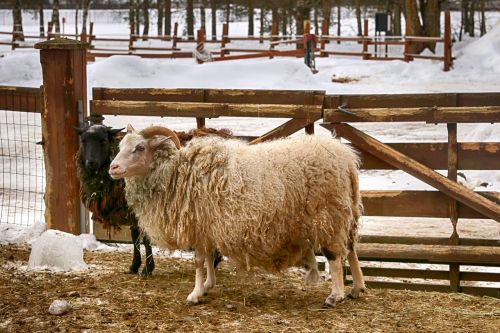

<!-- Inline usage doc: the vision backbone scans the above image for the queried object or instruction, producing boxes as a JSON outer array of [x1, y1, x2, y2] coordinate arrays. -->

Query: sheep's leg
[[187, 250, 206, 305], [324, 255, 345, 308], [347, 249, 366, 299], [203, 254, 216, 293], [140, 233, 155, 277], [128, 225, 142, 274], [303, 248, 319, 285]]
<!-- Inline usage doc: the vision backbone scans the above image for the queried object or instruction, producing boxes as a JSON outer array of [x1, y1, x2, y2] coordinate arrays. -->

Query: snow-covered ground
[[0, 9, 498, 285]]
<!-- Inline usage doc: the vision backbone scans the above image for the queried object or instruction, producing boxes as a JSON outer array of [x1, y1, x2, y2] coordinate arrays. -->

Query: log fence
[[1, 39, 498, 297]]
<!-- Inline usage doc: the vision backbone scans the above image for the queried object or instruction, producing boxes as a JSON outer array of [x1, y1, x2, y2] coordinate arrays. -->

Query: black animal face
[[75, 123, 123, 173]]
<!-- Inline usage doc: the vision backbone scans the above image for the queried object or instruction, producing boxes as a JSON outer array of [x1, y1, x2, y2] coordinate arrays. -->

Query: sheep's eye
[[133, 144, 145, 153]]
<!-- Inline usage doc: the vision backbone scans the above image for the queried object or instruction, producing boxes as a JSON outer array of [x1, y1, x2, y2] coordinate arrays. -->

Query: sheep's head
[[109, 124, 181, 179], [75, 123, 123, 173]]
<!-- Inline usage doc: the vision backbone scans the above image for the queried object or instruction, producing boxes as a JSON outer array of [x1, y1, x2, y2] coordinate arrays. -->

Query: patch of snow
[[0, 222, 46, 245], [28, 229, 88, 272]]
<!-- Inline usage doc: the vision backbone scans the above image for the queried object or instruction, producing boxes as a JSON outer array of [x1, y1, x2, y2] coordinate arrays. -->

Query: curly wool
[[76, 137, 137, 230], [125, 135, 362, 272]]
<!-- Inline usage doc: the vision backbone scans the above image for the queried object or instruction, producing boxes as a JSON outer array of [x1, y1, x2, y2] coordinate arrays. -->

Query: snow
[[28, 229, 88, 272], [0, 9, 498, 287]]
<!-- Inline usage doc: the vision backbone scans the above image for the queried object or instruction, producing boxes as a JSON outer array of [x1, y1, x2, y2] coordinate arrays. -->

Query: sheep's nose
[[109, 163, 119, 172]]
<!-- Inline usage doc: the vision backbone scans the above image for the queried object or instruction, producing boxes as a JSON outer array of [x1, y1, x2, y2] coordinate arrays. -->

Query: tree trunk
[[260, 7, 265, 36], [157, 0, 163, 35], [336, 0, 341, 41], [225, 1, 230, 24], [40, 0, 45, 37], [164, 0, 171, 36], [248, 0, 254, 36], [479, 0, 486, 36], [321, 0, 331, 35], [143, 0, 150, 40], [404, 0, 424, 53], [422, 0, 440, 53], [187, 0, 194, 40], [82, 0, 89, 36], [13, 0, 24, 41], [313, 6, 318, 35], [355, 0, 362, 36], [211, 0, 217, 40], [393, 0, 402, 36], [468, 1, 475, 37], [281, 8, 287, 37], [295, 0, 311, 47], [461, 0, 469, 40], [52, 0, 60, 33], [129, 0, 136, 36], [272, 6, 279, 34], [200, 0, 206, 33], [135, 0, 140, 35]]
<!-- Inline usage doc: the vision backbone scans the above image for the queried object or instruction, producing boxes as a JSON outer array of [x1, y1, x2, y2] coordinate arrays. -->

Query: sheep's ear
[[107, 127, 124, 136], [126, 124, 137, 134]]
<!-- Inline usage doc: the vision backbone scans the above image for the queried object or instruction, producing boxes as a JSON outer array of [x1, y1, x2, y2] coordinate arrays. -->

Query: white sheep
[[109, 125, 365, 307]]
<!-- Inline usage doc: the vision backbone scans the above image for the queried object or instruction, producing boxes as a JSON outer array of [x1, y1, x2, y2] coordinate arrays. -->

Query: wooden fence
[[1, 39, 498, 297]]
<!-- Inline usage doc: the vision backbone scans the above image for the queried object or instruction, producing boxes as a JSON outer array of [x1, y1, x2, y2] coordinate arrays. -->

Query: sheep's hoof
[[140, 268, 153, 277], [305, 269, 320, 285], [323, 294, 344, 308], [186, 294, 201, 305], [127, 267, 139, 274], [348, 287, 366, 299]]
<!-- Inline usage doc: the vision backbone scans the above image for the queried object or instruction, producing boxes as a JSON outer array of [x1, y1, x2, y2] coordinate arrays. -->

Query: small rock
[[67, 291, 80, 298], [48, 300, 72, 315], [225, 304, 235, 310]]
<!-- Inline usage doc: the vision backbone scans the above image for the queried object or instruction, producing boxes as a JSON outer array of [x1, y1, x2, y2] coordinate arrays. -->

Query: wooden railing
[[89, 87, 500, 297]]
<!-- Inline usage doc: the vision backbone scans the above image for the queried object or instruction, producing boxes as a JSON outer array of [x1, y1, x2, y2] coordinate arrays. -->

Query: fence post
[[444, 11, 452, 72], [34, 38, 88, 235], [196, 29, 205, 64], [404, 19, 411, 62], [362, 19, 369, 60], [221, 23, 229, 57], [172, 22, 178, 49], [271, 20, 278, 42]]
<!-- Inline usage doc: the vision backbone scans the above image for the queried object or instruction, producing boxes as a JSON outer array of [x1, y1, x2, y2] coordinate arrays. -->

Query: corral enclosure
[[0, 6, 500, 332]]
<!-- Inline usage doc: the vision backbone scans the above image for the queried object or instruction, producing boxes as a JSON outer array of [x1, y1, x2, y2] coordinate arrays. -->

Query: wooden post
[[362, 19, 369, 60], [221, 23, 229, 57], [447, 123, 461, 292], [47, 21, 53, 40], [34, 38, 88, 235], [88, 22, 94, 49], [444, 11, 452, 72], [172, 22, 178, 49]]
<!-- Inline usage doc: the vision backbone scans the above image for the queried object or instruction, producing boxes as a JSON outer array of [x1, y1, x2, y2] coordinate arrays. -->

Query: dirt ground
[[1, 245, 499, 333]]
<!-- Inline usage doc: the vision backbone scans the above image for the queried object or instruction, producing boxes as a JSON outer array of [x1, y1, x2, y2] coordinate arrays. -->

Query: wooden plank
[[356, 142, 500, 170], [93, 221, 132, 243], [359, 235, 499, 247], [323, 92, 500, 109], [92, 88, 205, 102], [250, 118, 320, 144], [348, 267, 449, 280], [91, 100, 323, 119], [205, 89, 325, 105], [461, 271, 500, 282], [405, 53, 444, 61], [129, 46, 181, 51], [0, 86, 43, 113], [323, 106, 500, 123], [328, 124, 500, 221], [357, 243, 500, 265], [360, 281, 499, 297], [361, 190, 500, 219], [213, 49, 305, 61]]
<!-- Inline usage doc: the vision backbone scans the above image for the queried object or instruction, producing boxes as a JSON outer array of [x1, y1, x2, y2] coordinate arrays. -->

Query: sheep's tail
[[348, 161, 363, 250]]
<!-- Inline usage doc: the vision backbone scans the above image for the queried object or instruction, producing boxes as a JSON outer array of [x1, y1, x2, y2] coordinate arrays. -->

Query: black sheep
[[75, 123, 227, 275], [75, 123, 155, 276]]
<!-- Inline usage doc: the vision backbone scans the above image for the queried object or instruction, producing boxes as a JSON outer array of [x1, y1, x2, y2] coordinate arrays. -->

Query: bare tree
[[211, 0, 217, 40], [321, 0, 332, 35], [225, 0, 230, 24], [143, 0, 150, 40], [392, 0, 402, 36], [248, 0, 254, 36], [81, 0, 90, 36], [200, 0, 207, 33], [187, 0, 194, 40], [355, 0, 362, 36], [52, 0, 60, 33], [129, 0, 136, 36], [479, 0, 486, 36], [157, 0, 163, 35], [12, 0, 24, 41], [40, 0, 45, 37], [164, 0, 171, 36]]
